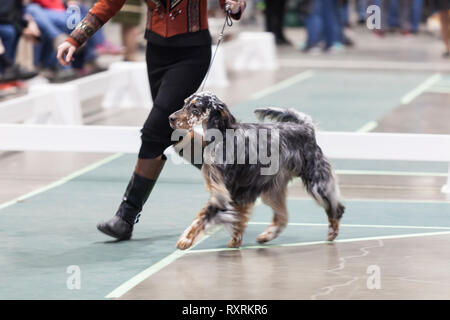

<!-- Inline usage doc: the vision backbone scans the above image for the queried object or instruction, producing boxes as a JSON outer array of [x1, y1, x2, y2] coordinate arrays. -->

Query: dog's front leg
[[176, 207, 207, 250]]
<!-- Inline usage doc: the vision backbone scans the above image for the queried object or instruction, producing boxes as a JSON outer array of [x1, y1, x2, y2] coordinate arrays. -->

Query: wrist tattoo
[[69, 13, 103, 47]]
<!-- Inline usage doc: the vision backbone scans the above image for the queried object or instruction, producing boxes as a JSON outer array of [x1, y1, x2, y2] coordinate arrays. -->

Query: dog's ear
[[206, 102, 236, 131]]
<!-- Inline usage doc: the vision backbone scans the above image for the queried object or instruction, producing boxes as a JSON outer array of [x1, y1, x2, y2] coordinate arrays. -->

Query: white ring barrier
[[0, 62, 151, 125], [224, 32, 278, 71], [0, 124, 449, 194]]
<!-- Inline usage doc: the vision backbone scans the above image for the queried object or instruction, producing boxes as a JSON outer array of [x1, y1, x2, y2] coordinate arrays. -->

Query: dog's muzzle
[[169, 114, 177, 129]]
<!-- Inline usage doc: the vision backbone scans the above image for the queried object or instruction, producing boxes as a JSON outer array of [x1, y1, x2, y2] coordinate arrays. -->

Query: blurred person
[[410, 0, 424, 34], [337, 0, 354, 47], [356, 0, 367, 24], [26, 0, 105, 81], [390, 0, 423, 34], [265, 0, 291, 45], [92, 25, 123, 55], [379, 0, 403, 34], [379, 0, 423, 35], [0, 0, 39, 82], [303, 0, 342, 52], [433, 0, 449, 57], [339, 0, 350, 27], [57, 0, 246, 241], [112, 0, 142, 61]]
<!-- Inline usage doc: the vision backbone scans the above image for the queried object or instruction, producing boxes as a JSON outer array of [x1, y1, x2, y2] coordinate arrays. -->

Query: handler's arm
[[66, 0, 127, 48]]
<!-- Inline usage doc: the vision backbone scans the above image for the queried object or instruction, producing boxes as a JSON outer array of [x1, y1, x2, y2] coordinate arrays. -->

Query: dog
[[169, 91, 345, 250]]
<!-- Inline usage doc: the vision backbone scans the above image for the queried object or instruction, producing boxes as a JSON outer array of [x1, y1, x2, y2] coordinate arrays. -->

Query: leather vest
[[146, 0, 210, 38]]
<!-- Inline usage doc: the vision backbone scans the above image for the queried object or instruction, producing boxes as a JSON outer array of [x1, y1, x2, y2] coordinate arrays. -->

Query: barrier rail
[[0, 124, 449, 193], [0, 62, 150, 125]]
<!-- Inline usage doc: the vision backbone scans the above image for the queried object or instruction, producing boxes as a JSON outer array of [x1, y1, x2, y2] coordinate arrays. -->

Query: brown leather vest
[[146, 0, 210, 38]]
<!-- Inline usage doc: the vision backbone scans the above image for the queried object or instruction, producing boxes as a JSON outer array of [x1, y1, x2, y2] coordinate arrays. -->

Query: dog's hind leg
[[227, 203, 254, 248], [304, 175, 345, 241], [257, 187, 288, 244]]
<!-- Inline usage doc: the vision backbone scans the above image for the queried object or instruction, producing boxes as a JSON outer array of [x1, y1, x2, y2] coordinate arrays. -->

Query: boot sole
[[97, 224, 132, 241]]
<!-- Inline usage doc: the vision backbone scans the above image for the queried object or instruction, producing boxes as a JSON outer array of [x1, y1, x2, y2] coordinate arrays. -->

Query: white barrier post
[[204, 45, 229, 88], [226, 32, 278, 71], [102, 62, 152, 109], [27, 84, 83, 125], [442, 163, 450, 194]]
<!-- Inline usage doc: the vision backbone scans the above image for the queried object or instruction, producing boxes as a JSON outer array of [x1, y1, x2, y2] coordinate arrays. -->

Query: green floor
[[1, 70, 449, 299], [231, 70, 436, 130]]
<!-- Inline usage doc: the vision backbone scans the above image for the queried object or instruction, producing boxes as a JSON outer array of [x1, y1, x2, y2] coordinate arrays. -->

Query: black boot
[[97, 173, 156, 240]]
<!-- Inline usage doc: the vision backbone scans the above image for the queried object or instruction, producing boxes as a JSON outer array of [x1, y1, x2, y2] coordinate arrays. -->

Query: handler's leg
[[97, 44, 210, 240]]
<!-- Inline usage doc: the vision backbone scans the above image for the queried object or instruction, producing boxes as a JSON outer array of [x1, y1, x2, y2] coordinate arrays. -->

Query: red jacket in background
[[32, 0, 65, 11]]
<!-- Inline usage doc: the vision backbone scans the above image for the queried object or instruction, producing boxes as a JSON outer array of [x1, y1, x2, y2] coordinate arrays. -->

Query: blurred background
[[0, 0, 449, 98]]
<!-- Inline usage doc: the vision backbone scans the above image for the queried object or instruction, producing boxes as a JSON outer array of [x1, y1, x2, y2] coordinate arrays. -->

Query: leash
[[199, 5, 233, 92]]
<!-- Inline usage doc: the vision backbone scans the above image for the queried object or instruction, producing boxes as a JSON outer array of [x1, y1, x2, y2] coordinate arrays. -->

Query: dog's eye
[[192, 109, 200, 116]]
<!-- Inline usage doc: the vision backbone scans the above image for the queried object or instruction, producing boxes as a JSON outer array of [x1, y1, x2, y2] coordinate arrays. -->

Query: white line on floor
[[334, 169, 448, 177], [105, 249, 185, 299], [356, 121, 378, 133], [250, 70, 316, 100], [286, 196, 450, 204], [0, 153, 123, 211], [105, 200, 264, 298], [105, 230, 217, 299], [186, 230, 450, 254], [426, 87, 450, 94], [247, 221, 450, 230], [401, 73, 442, 105], [279, 59, 450, 72]]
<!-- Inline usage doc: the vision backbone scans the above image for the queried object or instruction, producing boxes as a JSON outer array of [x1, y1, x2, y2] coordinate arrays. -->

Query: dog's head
[[169, 91, 236, 131]]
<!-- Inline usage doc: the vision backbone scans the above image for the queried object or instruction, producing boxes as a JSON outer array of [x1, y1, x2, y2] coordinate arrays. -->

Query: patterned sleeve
[[67, 0, 127, 48], [219, 0, 246, 20]]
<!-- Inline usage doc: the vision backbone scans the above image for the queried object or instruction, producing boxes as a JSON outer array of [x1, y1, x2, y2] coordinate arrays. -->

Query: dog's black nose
[[169, 116, 176, 123]]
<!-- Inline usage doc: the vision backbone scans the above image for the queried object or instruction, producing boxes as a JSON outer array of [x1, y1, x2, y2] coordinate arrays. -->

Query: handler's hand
[[57, 41, 76, 66], [225, 0, 244, 14]]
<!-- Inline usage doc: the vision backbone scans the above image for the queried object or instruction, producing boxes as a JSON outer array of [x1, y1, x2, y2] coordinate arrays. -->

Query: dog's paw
[[256, 232, 274, 244], [327, 229, 339, 241], [227, 237, 242, 248], [327, 219, 340, 241], [176, 236, 194, 250], [256, 225, 281, 244]]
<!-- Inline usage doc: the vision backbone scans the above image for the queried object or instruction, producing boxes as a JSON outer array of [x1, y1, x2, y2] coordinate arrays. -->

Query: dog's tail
[[254, 107, 314, 127]]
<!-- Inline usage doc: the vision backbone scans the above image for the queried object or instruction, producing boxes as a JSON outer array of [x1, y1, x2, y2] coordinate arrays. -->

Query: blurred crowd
[[0, 0, 128, 97], [1, 0, 449, 98], [265, 0, 449, 54]]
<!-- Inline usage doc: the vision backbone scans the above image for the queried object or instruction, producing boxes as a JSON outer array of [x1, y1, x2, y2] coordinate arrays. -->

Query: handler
[[57, 0, 246, 241]]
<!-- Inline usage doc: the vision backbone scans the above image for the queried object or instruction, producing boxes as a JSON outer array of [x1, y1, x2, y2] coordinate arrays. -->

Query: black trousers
[[139, 43, 211, 159], [265, 0, 288, 39]]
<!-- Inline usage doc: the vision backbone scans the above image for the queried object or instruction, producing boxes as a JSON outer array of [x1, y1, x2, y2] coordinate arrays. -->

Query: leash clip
[[224, 3, 233, 26]]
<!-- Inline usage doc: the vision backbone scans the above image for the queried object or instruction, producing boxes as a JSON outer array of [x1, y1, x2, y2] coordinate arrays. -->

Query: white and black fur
[[169, 92, 345, 249]]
